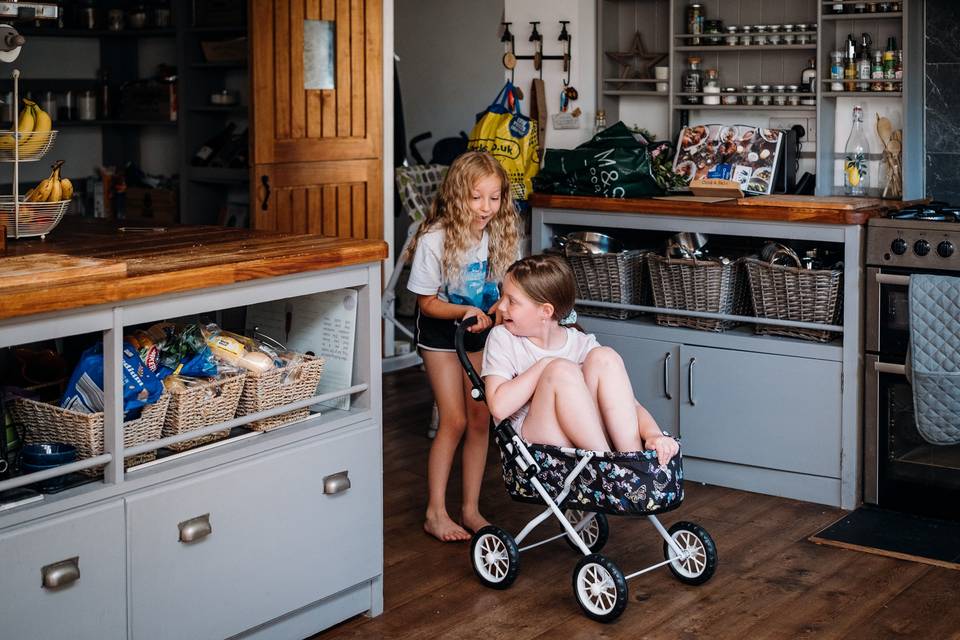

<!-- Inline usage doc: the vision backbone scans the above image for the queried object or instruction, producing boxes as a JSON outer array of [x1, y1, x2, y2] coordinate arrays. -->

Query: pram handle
[[454, 315, 487, 402]]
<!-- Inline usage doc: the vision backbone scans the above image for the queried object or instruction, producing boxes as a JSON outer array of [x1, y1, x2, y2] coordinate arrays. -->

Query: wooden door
[[250, 0, 382, 237]]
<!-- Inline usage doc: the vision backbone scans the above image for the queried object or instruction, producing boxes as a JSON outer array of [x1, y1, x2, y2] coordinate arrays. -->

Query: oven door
[[865, 267, 910, 356], [865, 354, 960, 519]]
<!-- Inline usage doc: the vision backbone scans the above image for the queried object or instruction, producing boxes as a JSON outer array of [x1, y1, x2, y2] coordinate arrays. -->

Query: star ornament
[[605, 31, 667, 84]]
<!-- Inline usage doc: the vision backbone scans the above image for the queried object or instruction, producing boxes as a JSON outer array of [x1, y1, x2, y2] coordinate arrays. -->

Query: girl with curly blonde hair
[[406, 151, 521, 541]]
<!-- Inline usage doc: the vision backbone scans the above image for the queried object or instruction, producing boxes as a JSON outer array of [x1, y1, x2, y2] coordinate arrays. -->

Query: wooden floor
[[314, 368, 960, 640]]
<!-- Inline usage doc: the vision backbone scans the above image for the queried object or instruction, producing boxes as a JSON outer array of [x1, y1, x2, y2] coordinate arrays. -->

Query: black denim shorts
[[415, 306, 490, 353]]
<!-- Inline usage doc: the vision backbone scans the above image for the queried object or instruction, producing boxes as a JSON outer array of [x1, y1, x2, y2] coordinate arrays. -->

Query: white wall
[[394, 0, 503, 161], [504, 0, 596, 149]]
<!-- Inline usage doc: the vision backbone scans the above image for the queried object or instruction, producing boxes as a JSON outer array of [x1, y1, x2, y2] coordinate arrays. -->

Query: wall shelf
[[673, 104, 818, 111], [674, 44, 818, 52], [16, 28, 177, 38], [821, 12, 902, 20]]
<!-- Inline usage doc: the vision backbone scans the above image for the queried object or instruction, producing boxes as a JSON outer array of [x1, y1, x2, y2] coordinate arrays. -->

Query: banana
[[19, 101, 52, 155], [25, 160, 65, 202], [27, 176, 52, 202], [49, 168, 62, 203], [60, 177, 73, 200], [0, 134, 14, 151], [16, 101, 35, 136]]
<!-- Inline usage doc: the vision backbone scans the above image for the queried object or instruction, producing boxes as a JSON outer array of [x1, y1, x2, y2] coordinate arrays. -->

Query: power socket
[[769, 117, 814, 142]]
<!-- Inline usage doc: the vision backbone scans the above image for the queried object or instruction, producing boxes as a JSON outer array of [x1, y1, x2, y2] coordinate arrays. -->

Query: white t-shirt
[[407, 227, 500, 310], [481, 324, 600, 437]]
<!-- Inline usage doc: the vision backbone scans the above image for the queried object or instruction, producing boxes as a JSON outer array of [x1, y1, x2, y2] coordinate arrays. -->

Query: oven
[[864, 212, 960, 519]]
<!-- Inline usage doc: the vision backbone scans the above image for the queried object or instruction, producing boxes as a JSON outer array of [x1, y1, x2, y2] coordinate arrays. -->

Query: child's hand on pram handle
[[462, 306, 494, 333], [645, 433, 680, 467]]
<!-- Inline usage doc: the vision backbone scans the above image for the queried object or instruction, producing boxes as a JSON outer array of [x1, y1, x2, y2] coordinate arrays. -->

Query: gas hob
[[867, 202, 960, 270]]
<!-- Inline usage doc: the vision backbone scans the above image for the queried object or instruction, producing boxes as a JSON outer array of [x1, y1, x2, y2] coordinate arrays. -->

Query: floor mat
[[809, 506, 960, 570]]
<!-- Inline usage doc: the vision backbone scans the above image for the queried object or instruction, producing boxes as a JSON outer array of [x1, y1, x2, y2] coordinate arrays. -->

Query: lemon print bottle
[[843, 105, 869, 196]]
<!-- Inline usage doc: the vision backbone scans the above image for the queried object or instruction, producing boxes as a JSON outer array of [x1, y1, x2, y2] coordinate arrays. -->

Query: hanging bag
[[467, 81, 541, 202]]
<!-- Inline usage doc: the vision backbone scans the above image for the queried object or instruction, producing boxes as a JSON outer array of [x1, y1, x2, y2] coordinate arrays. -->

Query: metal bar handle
[[178, 514, 212, 544], [874, 361, 907, 376], [875, 273, 910, 286], [688, 357, 696, 406], [41, 557, 79, 590], [323, 470, 351, 495], [663, 352, 672, 400]]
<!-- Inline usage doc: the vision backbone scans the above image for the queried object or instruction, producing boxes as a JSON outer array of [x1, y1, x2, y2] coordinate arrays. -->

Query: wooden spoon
[[876, 115, 893, 149]]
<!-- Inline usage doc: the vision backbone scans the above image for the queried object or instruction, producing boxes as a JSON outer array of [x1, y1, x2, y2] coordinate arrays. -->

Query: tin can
[[687, 4, 704, 45]]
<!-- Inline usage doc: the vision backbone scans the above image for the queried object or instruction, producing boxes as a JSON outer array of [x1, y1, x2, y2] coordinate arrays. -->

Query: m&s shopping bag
[[467, 81, 541, 202]]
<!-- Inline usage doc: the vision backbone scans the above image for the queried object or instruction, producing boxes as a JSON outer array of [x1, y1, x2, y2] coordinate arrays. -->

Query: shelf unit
[[596, 0, 923, 199]]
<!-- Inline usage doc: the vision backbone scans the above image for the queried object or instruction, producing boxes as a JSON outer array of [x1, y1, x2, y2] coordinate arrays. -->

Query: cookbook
[[672, 124, 784, 195]]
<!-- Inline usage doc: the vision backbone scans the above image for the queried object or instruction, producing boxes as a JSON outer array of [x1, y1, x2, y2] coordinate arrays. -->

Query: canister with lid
[[687, 3, 704, 45]]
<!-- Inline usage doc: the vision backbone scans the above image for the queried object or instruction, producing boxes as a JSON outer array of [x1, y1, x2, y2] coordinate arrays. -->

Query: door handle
[[41, 557, 79, 590], [663, 352, 672, 400], [875, 273, 910, 286], [874, 361, 906, 376], [323, 470, 351, 495], [260, 175, 271, 211], [688, 357, 696, 406], [178, 514, 212, 544]]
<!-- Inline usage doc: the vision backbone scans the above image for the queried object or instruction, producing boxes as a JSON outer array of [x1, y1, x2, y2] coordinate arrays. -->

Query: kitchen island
[[531, 193, 906, 512], [0, 219, 387, 640]]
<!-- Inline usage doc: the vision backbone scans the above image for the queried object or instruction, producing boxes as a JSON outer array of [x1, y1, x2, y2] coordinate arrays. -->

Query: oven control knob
[[914, 239, 931, 257], [890, 238, 908, 255], [937, 240, 955, 258]]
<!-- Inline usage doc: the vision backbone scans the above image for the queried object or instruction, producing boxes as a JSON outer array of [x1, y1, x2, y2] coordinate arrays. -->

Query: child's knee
[[438, 414, 467, 435], [584, 346, 623, 370], [542, 358, 583, 385]]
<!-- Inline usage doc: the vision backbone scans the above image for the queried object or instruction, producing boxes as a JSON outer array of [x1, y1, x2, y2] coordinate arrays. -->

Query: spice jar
[[703, 68, 721, 105], [743, 85, 757, 105], [683, 56, 703, 103], [773, 85, 787, 106], [78, 90, 96, 120], [796, 24, 809, 45], [725, 25, 739, 46], [787, 85, 800, 106], [753, 25, 768, 46], [740, 25, 752, 46], [705, 20, 723, 45], [687, 3, 704, 45], [832, 3, 845, 14], [767, 25, 781, 45], [758, 84, 772, 106], [722, 87, 738, 105]]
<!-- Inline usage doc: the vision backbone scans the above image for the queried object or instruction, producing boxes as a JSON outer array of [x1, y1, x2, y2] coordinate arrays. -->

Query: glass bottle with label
[[593, 109, 607, 136], [703, 68, 721, 105], [683, 56, 703, 104], [844, 105, 870, 196], [801, 57, 817, 102]]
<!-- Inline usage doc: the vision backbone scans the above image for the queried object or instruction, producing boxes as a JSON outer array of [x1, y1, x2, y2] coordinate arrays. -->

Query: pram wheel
[[471, 525, 520, 589], [563, 509, 609, 554], [572, 554, 628, 623], [663, 521, 718, 585]]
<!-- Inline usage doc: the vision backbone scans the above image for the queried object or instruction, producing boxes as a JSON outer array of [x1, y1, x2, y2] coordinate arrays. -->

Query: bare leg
[[521, 359, 611, 451], [460, 350, 491, 534], [581, 347, 643, 452], [421, 350, 471, 542]]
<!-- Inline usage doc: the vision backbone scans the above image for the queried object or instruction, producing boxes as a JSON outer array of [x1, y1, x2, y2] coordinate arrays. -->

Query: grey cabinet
[[0, 501, 127, 640], [126, 424, 381, 640], [678, 345, 841, 477], [593, 332, 680, 437]]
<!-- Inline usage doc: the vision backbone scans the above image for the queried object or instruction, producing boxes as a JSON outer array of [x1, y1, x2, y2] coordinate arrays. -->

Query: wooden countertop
[[529, 193, 914, 225], [0, 219, 388, 321]]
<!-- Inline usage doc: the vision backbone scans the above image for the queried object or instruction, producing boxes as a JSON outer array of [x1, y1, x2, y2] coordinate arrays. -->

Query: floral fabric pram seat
[[499, 438, 685, 516]]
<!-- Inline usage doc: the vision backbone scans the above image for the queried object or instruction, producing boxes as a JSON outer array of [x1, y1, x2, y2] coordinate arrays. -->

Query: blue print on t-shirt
[[446, 259, 499, 310]]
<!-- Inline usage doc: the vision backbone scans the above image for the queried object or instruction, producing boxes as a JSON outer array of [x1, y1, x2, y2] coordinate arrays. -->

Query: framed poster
[[672, 125, 784, 195]]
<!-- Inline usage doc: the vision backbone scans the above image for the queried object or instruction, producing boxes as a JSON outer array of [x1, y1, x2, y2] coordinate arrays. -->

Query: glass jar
[[683, 56, 703, 103], [854, 3, 867, 13], [782, 25, 795, 45], [703, 68, 721, 105], [743, 85, 757, 105], [78, 90, 96, 120], [830, 50, 845, 91], [758, 84, 772, 105], [722, 87, 738, 105], [796, 24, 809, 45], [753, 25, 767, 46], [687, 3, 704, 45], [773, 85, 787, 106], [767, 25, 781, 45], [831, 2, 845, 14], [787, 85, 800, 106], [740, 25, 752, 46], [725, 26, 739, 46], [705, 20, 723, 45]]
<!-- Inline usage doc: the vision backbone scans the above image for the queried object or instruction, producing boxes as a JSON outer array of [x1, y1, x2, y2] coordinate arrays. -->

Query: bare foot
[[424, 512, 470, 542], [461, 509, 491, 535]]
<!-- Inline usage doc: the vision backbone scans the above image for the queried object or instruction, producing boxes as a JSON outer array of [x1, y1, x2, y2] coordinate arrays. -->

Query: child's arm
[[484, 357, 556, 424], [636, 401, 679, 466], [417, 295, 493, 333]]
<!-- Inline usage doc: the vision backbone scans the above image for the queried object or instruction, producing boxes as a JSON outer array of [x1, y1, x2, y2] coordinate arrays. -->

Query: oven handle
[[875, 273, 911, 286], [874, 361, 906, 376]]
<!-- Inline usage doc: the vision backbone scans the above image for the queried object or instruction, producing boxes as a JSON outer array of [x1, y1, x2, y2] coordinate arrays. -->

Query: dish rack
[[1, 69, 67, 239]]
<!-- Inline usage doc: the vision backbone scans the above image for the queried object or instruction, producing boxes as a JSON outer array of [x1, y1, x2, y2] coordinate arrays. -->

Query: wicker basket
[[162, 372, 246, 452], [11, 394, 170, 476], [235, 356, 326, 432], [743, 256, 843, 342], [647, 253, 748, 332], [565, 250, 648, 320]]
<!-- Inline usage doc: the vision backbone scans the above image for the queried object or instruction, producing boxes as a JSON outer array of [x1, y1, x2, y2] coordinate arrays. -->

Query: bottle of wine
[[227, 128, 249, 168], [191, 122, 237, 167], [843, 105, 869, 196]]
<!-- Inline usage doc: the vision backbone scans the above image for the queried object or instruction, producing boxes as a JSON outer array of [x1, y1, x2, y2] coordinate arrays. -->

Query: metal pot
[[556, 231, 624, 255], [667, 232, 708, 258]]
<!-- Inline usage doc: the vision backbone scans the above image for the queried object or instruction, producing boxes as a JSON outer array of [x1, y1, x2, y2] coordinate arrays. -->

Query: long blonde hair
[[405, 151, 521, 285]]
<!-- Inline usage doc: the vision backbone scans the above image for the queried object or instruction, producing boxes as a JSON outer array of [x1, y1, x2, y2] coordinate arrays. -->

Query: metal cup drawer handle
[[324, 470, 351, 495], [41, 557, 80, 590], [178, 514, 212, 544]]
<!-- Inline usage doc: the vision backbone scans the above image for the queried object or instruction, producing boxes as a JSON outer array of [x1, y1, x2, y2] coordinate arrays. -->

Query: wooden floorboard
[[311, 368, 960, 640]]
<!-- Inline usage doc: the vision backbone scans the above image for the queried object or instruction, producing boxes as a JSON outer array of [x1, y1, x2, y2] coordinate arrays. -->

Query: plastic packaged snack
[[61, 343, 164, 417]]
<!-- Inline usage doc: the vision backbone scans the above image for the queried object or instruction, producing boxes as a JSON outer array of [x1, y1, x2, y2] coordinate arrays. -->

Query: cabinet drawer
[[127, 424, 382, 640], [0, 501, 126, 640]]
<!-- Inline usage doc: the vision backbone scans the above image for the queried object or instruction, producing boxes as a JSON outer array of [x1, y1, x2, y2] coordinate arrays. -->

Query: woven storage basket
[[743, 256, 843, 342], [11, 394, 170, 476], [565, 250, 648, 320], [162, 372, 246, 451], [647, 253, 749, 332], [235, 355, 325, 432]]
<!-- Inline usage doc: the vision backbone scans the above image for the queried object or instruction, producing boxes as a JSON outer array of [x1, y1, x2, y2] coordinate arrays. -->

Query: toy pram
[[456, 318, 717, 622]]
